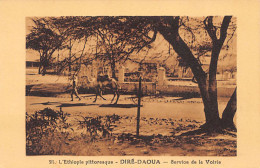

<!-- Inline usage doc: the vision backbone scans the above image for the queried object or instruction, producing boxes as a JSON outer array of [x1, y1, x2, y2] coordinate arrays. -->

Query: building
[[26, 49, 40, 68]]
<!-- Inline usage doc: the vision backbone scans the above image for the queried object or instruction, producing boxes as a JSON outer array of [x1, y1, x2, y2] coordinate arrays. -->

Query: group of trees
[[26, 17, 157, 77], [26, 18, 65, 75], [26, 16, 237, 132]]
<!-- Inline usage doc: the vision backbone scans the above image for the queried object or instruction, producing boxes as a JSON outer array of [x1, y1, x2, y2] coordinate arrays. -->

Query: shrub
[[78, 114, 120, 141], [26, 108, 71, 155]]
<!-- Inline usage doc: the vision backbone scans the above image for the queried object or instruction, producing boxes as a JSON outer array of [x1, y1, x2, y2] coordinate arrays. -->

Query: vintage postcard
[[0, 0, 260, 168]]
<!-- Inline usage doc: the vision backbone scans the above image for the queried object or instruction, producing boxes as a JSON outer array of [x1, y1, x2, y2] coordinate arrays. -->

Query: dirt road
[[26, 94, 232, 123]]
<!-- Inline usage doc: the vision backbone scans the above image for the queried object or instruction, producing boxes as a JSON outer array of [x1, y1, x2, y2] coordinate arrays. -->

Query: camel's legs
[[111, 91, 116, 103], [93, 87, 106, 102], [99, 90, 106, 100]]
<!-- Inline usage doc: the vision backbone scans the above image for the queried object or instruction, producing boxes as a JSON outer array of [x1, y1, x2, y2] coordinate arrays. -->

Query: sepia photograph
[[25, 16, 237, 156]]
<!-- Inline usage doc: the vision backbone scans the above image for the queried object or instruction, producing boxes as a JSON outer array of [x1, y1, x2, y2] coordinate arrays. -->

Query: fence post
[[136, 76, 142, 137], [158, 67, 165, 86]]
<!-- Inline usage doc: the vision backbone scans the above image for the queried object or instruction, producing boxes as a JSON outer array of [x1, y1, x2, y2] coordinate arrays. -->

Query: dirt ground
[[26, 69, 237, 156], [26, 94, 236, 156], [26, 94, 233, 124]]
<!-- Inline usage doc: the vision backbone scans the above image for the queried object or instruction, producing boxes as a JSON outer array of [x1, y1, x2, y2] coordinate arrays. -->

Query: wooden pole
[[136, 76, 142, 137], [56, 48, 59, 73], [69, 38, 72, 75]]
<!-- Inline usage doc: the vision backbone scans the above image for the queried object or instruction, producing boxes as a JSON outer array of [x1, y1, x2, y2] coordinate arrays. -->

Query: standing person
[[70, 73, 81, 101]]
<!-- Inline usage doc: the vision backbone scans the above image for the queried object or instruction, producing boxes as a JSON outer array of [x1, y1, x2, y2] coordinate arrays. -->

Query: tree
[[152, 16, 236, 131], [94, 17, 158, 78], [42, 17, 97, 75], [26, 18, 68, 75], [27, 17, 158, 78]]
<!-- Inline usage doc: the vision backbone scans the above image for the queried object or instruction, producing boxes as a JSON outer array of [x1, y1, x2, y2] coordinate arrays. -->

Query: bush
[[78, 114, 120, 141], [26, 107, 120, 155], [26, 108, 71, 155]]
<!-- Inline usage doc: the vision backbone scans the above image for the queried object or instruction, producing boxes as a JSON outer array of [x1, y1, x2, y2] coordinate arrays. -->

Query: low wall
[[26, 83, 69, 97], [27, 81, 236, 98], [156, 85, 235, 98], [157, 85, 200, 97], [119, 82, 235, 98], [120, 82, 156, 95]]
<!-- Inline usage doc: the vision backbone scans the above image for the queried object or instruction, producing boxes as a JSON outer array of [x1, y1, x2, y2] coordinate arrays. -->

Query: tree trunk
[[41, 56, 48, 76], [205, 43, 223, 129], [154, 16, 232, 131], [56, 49, 59, 74], [111, 59, 116, 79], [41, 62, 47, 76], [69, 39, 72, 74], [221, 88, 237, 130], [38, 55, 42, 74], [199, 83, 222, 130], [41, 67, 47, 76], [203, 16, 232, 130], [155, 18, 219, 127], [38, 64, 42, 74]]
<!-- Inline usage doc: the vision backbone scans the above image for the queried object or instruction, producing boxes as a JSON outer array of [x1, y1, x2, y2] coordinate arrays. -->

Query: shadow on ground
[[31, 101, 139, 108], [174, 96, 194, 101], [31, 102, 61, 105], [99, 104, 143, 108], [81, 95, 96, 98], [58, 103, 99, 107]]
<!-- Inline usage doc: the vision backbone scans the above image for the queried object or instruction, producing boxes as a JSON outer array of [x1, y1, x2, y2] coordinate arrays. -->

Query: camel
[[85, 75, 120, 104]]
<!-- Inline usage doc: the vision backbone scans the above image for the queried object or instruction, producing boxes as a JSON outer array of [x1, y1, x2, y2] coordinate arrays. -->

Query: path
[[26, 94, 232, 122]]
